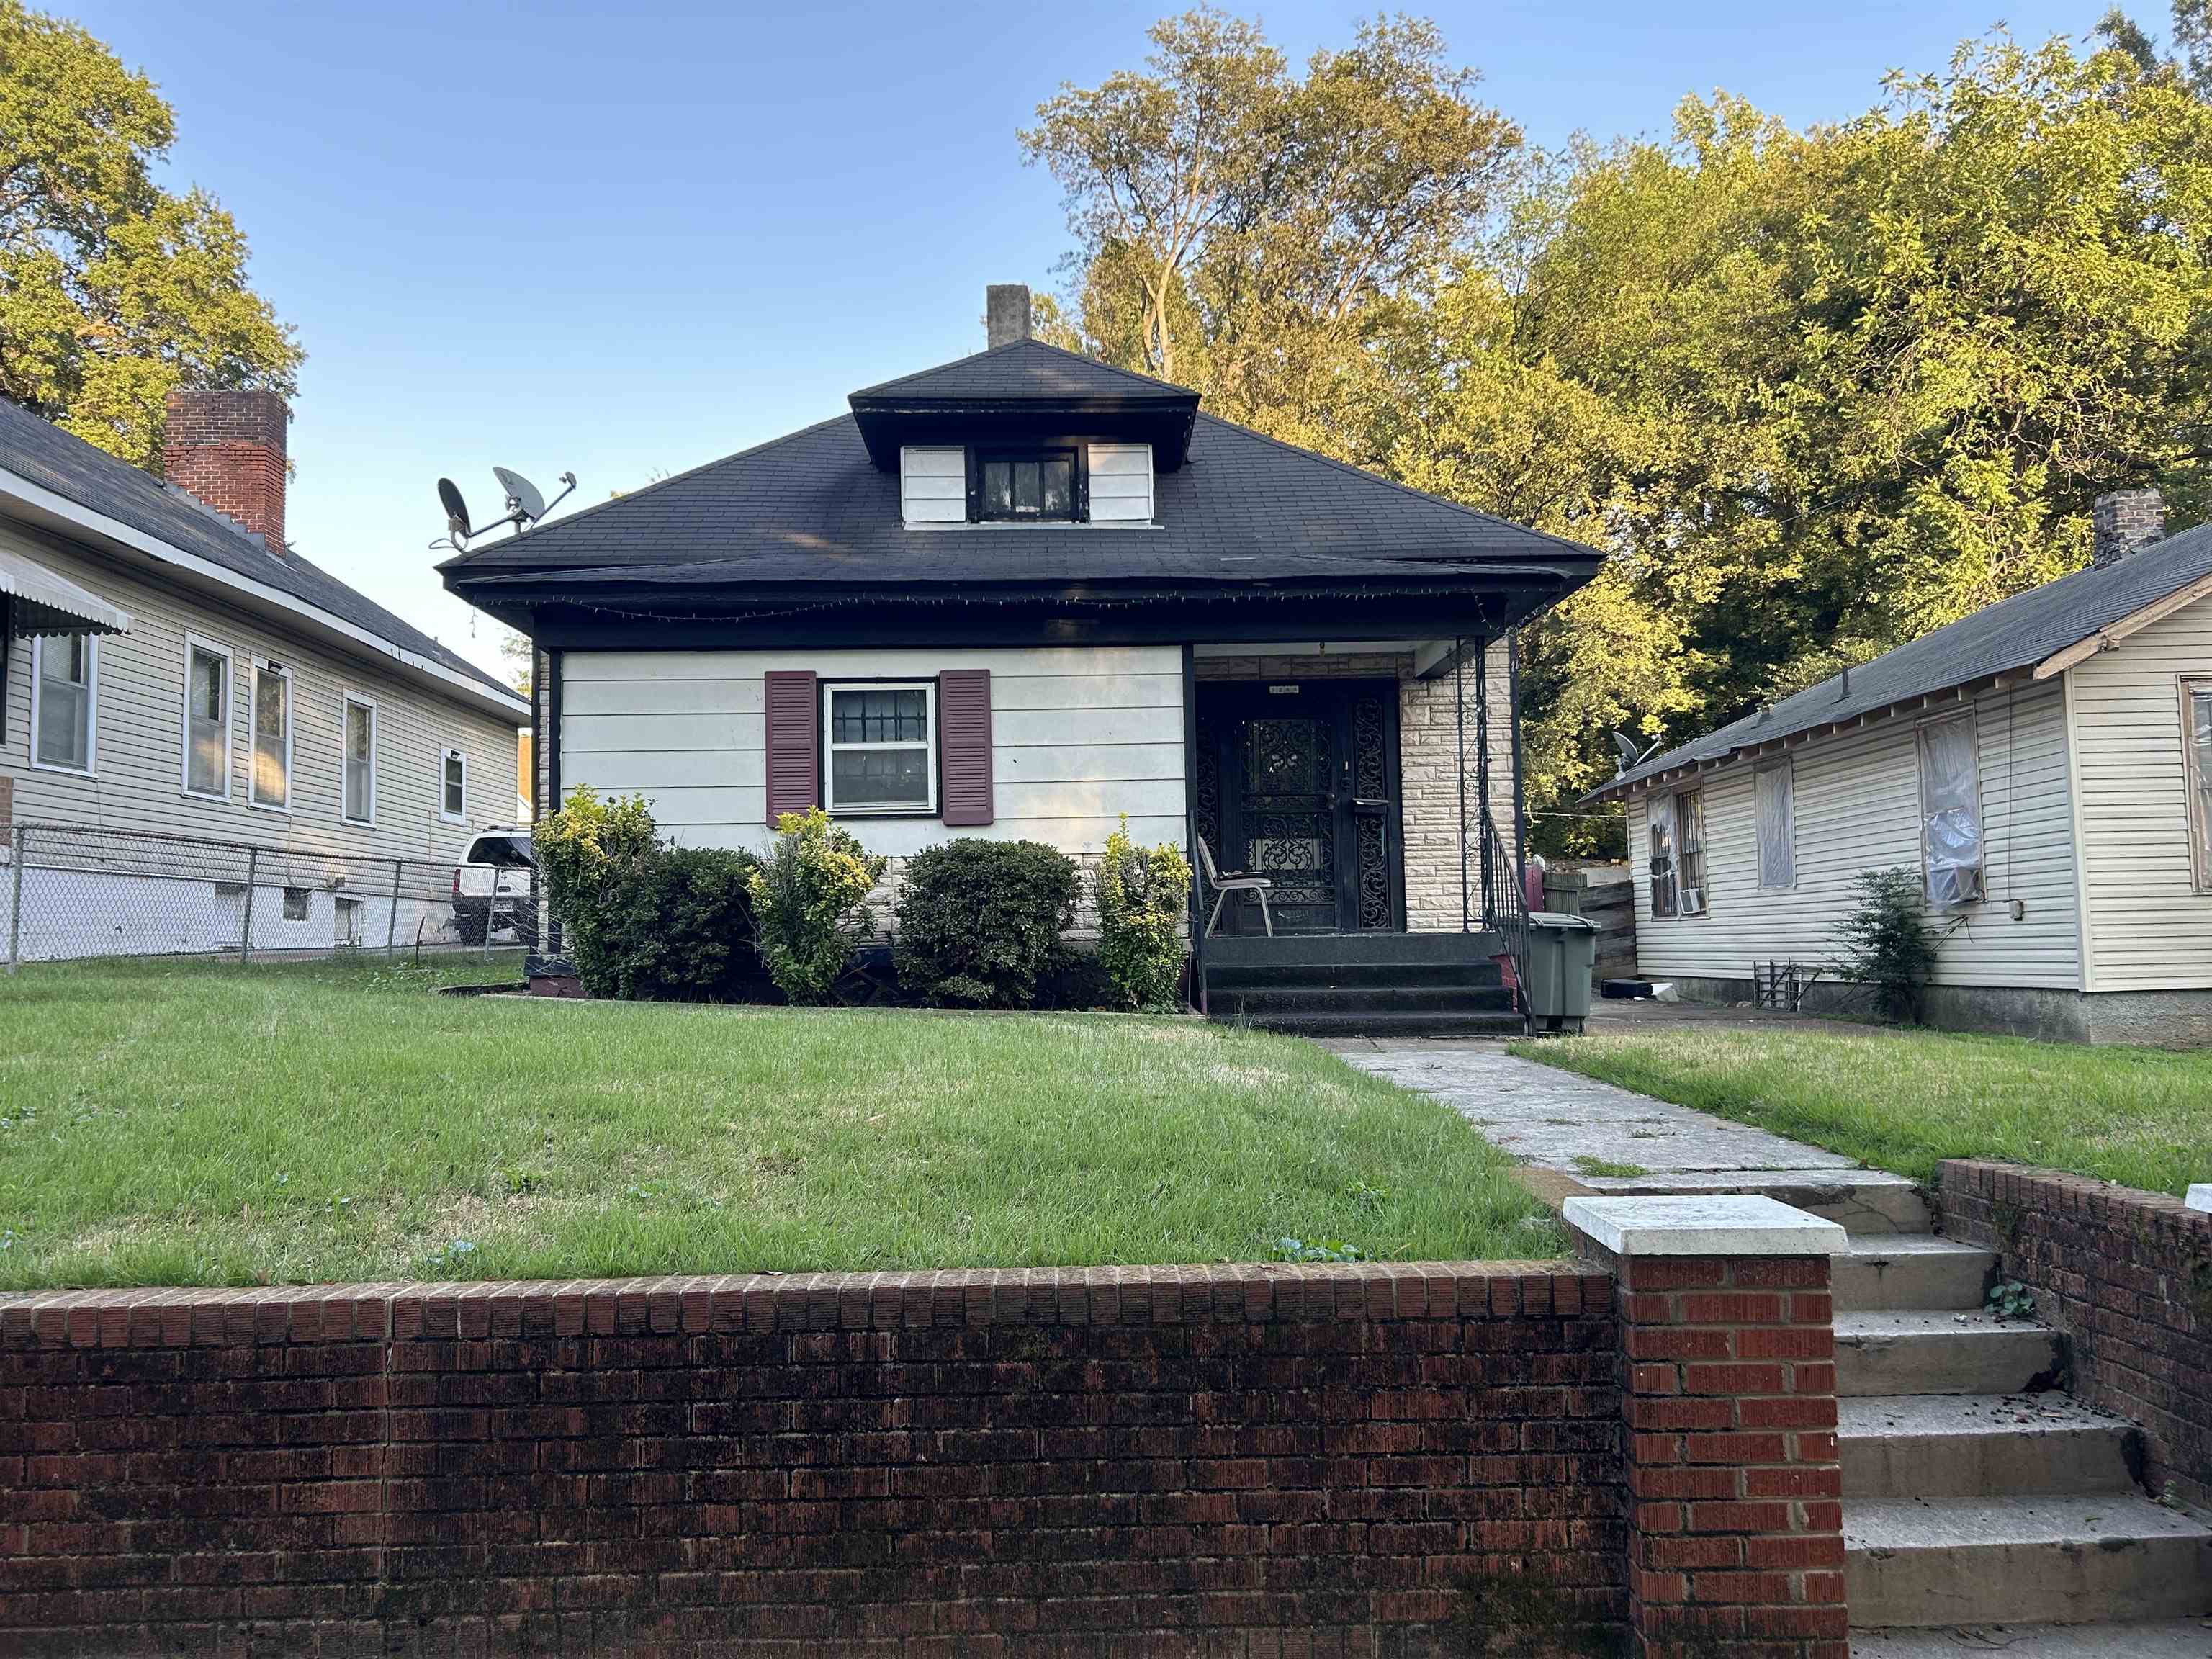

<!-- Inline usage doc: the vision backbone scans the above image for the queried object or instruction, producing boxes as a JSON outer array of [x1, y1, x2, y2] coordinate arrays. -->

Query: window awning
[[0, 544, 130, 636]]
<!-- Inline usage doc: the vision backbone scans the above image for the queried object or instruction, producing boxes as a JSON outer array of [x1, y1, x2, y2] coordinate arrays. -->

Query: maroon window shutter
[[938, 669, 993, 826], [763, 670, 820, 822]]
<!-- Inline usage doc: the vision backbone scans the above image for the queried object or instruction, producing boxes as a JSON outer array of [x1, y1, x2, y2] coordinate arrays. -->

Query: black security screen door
[[1194, 680, 1404, 934]]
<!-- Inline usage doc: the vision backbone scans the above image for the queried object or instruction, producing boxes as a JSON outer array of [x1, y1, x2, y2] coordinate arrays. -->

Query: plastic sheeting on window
[[2190, 687, 2212, 880], [1917, 715, 1983, 908], [1755, 763, 1795, 889], [1647, 792, 1678, 918]]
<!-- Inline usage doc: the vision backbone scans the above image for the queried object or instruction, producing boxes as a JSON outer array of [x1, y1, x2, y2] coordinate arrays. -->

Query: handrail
[[1481, 817, 1534, 1035]]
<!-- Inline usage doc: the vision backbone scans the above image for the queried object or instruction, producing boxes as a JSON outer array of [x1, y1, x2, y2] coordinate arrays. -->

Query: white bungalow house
[[0, 388, 529, 958], [1586, 493, 2212, 1045], [441, 286, 1604, 1033]]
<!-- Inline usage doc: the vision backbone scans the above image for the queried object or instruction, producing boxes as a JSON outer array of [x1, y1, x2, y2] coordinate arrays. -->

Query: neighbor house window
[[823, 682, 937, 814], [1647, 791, 1679, 919], [182, 637, 231, 799], [440, 749, 467, 822], [1917, 711, 1983, 908], [31, 634, 94, 773], [251, 661, 292, 809], [2185, 678, 2212, 891], [341, 693, 377, 824], [1676, 788, 1708, 915], [1755, 761, 1795, 890], [974, 449, 1078, 522]]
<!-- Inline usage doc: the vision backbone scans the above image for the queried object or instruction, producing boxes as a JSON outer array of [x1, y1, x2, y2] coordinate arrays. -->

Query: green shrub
[[535, 788, 760, 1000], [1094, 819, 1192, 1011], [894, 840, 1081, 1008], [746, 808, 886, 1005], [1833, 867, 1939, 1022]]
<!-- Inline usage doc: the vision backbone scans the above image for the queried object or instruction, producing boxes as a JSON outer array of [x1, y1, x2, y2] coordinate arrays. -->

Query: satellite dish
[[493, 466, 546, 523], [438, 477, 472, 541]]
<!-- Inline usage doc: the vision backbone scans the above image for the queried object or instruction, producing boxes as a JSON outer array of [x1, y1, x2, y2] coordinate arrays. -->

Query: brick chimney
[[2090, 487, 2164, 569], [986, 284, 1033, 350], [163, 387, 288, 552]]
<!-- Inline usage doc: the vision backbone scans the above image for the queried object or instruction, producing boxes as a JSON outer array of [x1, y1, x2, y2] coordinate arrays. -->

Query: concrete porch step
[[1213, 983, 1516, 1017], [1203, 958, 1504, 990], [1840, 1394, 2140, 1498], [1224, 1008, 1527, 1039], [1201, 931, 1505, 968], [1836, 1311, 2062, 1397], [1833, 1234, 1996, 1312], [1853, 1620, 2212, 1657], [1570, 1168, 1934, 1234], [1845, 1493, 2212, 1628]]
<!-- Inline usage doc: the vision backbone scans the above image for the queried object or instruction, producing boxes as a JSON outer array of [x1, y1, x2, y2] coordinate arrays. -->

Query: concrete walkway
[[1325, 1038, 1861, 1182]]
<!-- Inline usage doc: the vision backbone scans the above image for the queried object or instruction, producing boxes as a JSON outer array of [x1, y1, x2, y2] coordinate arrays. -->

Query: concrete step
[[1221, 1008, 1527, 1039], [1202, 932, 1505, 968], [1845, 1493, 2212, 1628], [1834, 1234, 1997, 1313], [1203, 959, 1503, 991], [1853, 1619, 2212, 1656], [1840, 1394, 2140, 1499], [1836, 1311, 2062, 1397], [1571, 1168, 1934, 1233], [1213, 983, 1516, 1016]]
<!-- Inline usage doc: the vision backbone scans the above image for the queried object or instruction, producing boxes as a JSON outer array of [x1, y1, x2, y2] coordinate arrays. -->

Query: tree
[[0, 1, 300, 467]]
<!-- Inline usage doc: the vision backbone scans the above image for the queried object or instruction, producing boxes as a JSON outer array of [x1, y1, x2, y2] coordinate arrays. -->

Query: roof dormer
[[899, 440, 1155, 526]]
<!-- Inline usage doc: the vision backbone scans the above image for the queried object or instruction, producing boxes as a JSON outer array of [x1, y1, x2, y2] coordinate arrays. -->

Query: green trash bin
[[1523, 911, 1601, 1033]]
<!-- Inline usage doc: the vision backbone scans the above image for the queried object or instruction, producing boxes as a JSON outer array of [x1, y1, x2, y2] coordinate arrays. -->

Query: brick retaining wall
[[0, 1263, 1627, 1656], [1941, 1160, 2212, 1509]]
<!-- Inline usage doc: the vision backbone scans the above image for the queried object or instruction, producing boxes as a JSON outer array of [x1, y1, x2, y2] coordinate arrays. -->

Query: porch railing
[[1481, 817, 1534, 1035]]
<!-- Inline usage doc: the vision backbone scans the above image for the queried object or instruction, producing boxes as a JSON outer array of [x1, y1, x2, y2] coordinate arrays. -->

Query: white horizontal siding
[[560, 646, 1186, 860], [2069, 595, 2212, 991], [1627, 678, 2080, 990], [0, 521, 522, 863], [898, 446, 966, 524], [1087, 444, 1154, 523]]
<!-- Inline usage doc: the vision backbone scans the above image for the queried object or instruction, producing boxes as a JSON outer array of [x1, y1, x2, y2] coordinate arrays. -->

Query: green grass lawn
[[0, 956, 1557, 1290], [1514, 1022, 2212, 1196]]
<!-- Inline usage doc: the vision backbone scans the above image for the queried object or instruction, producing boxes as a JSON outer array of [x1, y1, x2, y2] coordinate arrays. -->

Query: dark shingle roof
[[440, 409, 1602, 590], [850, 338, 1195, 403], [0, 397, 519, 706], [1593, 520, 2212, 799]]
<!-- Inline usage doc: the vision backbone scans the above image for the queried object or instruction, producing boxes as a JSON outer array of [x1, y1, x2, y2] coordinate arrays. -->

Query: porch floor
[[1200, 930, 1524, 1038]]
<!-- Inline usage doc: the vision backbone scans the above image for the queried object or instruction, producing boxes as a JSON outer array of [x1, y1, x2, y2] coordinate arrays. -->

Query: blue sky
[[68, 0, 2099, 681]]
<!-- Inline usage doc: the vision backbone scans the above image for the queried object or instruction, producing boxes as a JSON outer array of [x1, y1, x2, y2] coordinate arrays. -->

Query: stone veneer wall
[[0, 1263, 1624, 1657], [1940, 1160, 2212, 1509], [1196, 641, 1517, 934]]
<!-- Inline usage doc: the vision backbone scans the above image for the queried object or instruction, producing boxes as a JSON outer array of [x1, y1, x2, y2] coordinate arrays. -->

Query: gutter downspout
[[1182, 644, 1203, 1013], [1455, 637, 1469, 933]]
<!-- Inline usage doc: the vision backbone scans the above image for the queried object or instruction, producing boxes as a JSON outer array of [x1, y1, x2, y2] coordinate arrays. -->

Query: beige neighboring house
[[1587, 491, 2212, 1046], [0, 388, 529, 957]]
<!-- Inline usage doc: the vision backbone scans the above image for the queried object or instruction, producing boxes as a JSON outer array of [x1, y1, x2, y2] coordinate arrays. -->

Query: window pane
[[831, 747, 929, 807], [2193, 690, 2212, 871], [253, 672, 288, 805], [1647, 793, 1678, 919], [983, 461, 1012, 516], [444, 754, 464, 816], [37, 680, 86, 769], [832, 688, 927, 742], [1917, 716, 1982, 907], [1040, 457, 1072, 516], [187, 649, 227, 794], [343, 703, 373, 819], [1677, 791, 1707, 908], [1012, 460, 1041, 513], [1755, 764, 1794, 889]]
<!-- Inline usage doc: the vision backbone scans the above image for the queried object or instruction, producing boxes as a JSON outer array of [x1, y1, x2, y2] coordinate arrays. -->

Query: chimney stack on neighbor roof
[[163, 387, 289, 553], [986, 284, 1033, 350], [2090, 487, 2164, 569]]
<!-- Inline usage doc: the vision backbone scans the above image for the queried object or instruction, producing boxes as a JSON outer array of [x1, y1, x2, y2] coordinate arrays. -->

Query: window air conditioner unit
[[1680, 887, 1705, 915]]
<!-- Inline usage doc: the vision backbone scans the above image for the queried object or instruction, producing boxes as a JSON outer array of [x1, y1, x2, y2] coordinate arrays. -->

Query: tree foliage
[[0, 0, 300, 467], [1034, 15, 2212, 855]]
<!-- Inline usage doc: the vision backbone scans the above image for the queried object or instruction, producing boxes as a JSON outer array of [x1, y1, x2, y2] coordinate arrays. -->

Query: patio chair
[[1196, 836, 1274, 938]]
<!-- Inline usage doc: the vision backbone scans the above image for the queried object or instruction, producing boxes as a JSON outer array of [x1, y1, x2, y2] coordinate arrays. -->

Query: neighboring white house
[[1587, 491, 2212, 1045], [0, 389, 530, 959]]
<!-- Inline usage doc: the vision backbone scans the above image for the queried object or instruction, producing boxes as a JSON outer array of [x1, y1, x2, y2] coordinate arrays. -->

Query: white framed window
[[341, 692, 377, 825], [2183, 678, 2212, 892], [181, 635, 233, 800], [250, 660, 292, 810], [1755, 761, 1795, 891], [822, 681, 937, 814], [1647, 791, 1679, 920], [30, 634, 95, 775], [1917, 711, 1983, 908], [1676, 788, 1708, 915], [440, 748, 467, 823]]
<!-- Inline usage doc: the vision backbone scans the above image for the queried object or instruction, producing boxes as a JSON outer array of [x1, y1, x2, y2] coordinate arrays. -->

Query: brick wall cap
[[1563, 1195, 1845, 1258]]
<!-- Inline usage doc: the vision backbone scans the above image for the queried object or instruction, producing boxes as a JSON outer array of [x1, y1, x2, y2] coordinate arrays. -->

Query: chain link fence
[[2, 822, 534, 971]]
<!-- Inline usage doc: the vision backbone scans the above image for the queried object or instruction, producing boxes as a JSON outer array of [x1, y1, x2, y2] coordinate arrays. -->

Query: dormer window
[[974, 448, 1079, 522]]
